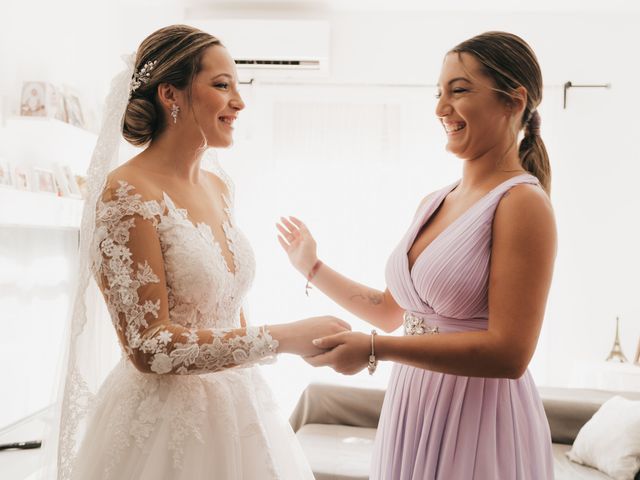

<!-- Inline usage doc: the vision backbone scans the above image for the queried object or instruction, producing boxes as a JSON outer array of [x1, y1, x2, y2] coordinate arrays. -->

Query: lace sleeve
[[94, 180, 278, 375]]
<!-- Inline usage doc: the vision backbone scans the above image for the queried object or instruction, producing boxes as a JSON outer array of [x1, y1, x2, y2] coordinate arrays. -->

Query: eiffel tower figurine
[[605, 316, 628, 363]]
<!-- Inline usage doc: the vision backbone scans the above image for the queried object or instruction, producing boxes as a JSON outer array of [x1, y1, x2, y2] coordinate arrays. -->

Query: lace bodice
[[93, 171, 278, 375]]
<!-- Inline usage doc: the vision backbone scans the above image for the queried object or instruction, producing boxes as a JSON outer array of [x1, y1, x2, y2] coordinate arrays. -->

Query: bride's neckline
[[159, 189, 238, 276]]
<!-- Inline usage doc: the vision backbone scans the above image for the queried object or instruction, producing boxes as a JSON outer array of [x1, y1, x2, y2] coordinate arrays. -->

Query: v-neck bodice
[[161, 190, 238, 276], [154, 188, 255, 329], [385, 174, 540, 324], [406, 180, 460, 275]]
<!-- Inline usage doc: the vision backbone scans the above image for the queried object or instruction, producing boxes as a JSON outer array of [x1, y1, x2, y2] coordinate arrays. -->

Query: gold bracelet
[[368, 329, 378, 375]]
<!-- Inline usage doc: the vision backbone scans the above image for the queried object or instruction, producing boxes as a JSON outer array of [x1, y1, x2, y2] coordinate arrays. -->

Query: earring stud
[[171, 104, 180, 124]]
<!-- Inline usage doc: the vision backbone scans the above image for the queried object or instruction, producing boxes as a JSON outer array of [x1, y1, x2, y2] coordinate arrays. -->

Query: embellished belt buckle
[[403, 311, 440, 336]]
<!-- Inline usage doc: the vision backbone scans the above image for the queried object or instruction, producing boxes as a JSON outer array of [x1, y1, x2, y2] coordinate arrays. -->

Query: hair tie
[[527, 110, 541, 137]]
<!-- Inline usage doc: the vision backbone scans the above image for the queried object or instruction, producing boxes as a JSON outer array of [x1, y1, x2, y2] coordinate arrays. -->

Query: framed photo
[[53, 164, 70, 196], [20, 82, 46, 117], [63, 92, 84, 128], [53, 164, 81, 197], [75, 174, 87, 199], [51, 86, 68, 122], [33, 168, 57, 194], [0, 160, 12, 188], [0, 159, 12, 188], [20, 81, 67, 121], [12, 165, 32, 191]]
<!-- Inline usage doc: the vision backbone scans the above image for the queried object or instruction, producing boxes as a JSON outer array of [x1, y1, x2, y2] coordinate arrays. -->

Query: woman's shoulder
[[494, 180, 555, 240], [202, 167, 234, 199], [97, 168, 166, 227], [103, 163, 163, 202], [498, 179, 551, 211]]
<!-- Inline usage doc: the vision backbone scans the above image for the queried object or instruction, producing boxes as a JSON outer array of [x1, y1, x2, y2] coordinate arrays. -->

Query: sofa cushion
[[290, 383, 386, 432], [567, 396, 640, 480], [297, 425, 620, 480], [297, 425, 624, 480], [296, 424, 376, 480], [538, 387, 640, 445], [553, 444, 613, 480]]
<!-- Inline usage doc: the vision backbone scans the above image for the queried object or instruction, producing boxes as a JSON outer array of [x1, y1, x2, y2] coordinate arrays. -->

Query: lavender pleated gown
[[372, 174, 554, 480]]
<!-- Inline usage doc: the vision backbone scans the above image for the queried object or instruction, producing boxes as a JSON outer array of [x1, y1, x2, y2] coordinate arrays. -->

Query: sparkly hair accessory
[[129, 59, 158, 96]]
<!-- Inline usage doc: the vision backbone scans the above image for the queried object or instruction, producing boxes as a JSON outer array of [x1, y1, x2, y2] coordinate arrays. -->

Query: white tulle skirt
[[70, 359, 314, 480]]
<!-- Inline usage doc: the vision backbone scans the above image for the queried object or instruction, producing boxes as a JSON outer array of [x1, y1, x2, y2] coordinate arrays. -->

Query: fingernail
[[312, 339, 320, 346]]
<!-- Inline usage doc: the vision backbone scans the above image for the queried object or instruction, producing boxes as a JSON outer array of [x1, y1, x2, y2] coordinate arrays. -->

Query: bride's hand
[[270, 316, 351, 357], [304, 331, 371, 375], [276, 216, 318, 276]]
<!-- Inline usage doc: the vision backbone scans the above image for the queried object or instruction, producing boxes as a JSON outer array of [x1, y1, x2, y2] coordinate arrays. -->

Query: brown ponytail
[[519, 111, 550, 193]]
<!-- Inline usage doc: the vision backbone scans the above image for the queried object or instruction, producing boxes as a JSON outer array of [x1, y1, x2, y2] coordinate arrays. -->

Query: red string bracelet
[[305, 260, 323, 296]]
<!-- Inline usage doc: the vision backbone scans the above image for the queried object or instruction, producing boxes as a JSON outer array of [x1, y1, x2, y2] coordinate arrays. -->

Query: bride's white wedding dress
[[69, 162, 314, 480]]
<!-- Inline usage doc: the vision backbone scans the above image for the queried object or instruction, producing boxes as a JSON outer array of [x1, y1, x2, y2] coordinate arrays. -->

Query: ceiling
[[181, 0, 640, 14]]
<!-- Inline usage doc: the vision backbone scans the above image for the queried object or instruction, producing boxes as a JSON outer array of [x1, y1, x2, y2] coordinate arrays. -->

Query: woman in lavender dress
[[277, 32, 556, 479]]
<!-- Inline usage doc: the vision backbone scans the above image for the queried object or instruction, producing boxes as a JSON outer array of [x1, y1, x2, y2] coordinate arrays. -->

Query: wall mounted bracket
[[563, 81, 611, 109]]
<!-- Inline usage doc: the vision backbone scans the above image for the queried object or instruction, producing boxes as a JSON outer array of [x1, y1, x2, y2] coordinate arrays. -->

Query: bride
[[52, 24, 348, 479]]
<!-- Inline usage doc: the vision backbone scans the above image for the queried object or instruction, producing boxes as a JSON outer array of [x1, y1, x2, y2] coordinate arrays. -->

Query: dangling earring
[[171, 104, 180, 124]]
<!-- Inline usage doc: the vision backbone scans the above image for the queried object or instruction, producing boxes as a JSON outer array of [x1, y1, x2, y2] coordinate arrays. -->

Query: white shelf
[[4, 115, 97, 141], [0, 116, 92, 231], [570, 360, 640, 392], [0, 188, 83, 230], [0, 116, 98, 174]]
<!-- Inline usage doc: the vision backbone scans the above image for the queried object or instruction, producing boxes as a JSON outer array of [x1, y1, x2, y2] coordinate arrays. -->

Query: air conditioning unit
[[193, 19, 330, 82]]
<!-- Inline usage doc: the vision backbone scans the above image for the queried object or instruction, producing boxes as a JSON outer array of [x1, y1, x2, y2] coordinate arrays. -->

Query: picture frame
[[0, 158, 13, 188], [53, 164, 71, 197], [52, 164, 81, 198], [74, 174, 87, 199], [12, 164, 32, 191], [63, 165, 81, 197], [20, 82, 46, 117], [63, 91, 84, 128], [20, 81, 67, 121], [33, 167, 57, 195]]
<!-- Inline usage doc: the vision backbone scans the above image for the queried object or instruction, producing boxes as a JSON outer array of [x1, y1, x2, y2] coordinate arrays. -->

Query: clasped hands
[[278, 316, 372, 376], [306, 327, 373, 376]]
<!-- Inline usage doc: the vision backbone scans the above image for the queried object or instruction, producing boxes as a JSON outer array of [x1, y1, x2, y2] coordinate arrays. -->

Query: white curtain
[[0, 228, 77, 428]]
